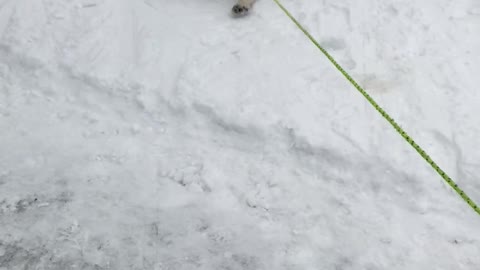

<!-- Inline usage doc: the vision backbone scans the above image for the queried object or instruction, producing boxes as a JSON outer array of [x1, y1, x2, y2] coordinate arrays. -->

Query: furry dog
[[232, 0, 256, 16]]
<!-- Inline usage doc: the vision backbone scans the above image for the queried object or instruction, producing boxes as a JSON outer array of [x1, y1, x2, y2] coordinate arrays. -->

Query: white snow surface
[[1, 0, 480, 269]]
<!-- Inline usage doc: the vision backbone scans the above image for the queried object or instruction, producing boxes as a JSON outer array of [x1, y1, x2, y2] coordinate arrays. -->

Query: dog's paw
[[231, 4, 249, 17]]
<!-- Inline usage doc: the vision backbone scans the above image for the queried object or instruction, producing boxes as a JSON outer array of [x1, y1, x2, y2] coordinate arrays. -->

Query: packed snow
[[1, 0, 480, 269]]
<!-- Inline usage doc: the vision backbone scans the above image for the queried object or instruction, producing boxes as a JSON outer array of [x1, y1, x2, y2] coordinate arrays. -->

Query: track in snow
[[1, 0, 480, 269]]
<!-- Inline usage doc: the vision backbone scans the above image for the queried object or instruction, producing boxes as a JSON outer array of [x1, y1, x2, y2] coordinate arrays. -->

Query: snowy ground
[[1, 0, 480, 269]]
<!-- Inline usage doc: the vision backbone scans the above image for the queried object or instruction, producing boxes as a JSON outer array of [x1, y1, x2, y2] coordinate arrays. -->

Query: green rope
[[273, 0, 480, 216]]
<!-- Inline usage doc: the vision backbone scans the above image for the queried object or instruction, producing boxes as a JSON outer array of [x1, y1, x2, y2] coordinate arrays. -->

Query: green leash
[[272, 0, 480, 216]]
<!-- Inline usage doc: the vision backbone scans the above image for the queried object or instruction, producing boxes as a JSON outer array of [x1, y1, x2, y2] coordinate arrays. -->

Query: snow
[[1, 0, 480, 269]]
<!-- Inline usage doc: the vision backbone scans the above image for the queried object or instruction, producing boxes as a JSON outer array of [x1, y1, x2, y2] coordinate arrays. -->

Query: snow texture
[[1, 0, 480, 269]]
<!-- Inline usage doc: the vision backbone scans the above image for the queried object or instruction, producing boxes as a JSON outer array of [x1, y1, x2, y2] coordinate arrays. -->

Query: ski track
[[1, 0, 480, 269]]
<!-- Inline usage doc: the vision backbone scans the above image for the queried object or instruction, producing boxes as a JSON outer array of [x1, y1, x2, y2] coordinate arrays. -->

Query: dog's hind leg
[[232, 0, 256, 17]]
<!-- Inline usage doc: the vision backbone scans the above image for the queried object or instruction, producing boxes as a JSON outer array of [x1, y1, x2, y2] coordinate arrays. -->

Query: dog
[[232, 0, 256, 16]]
